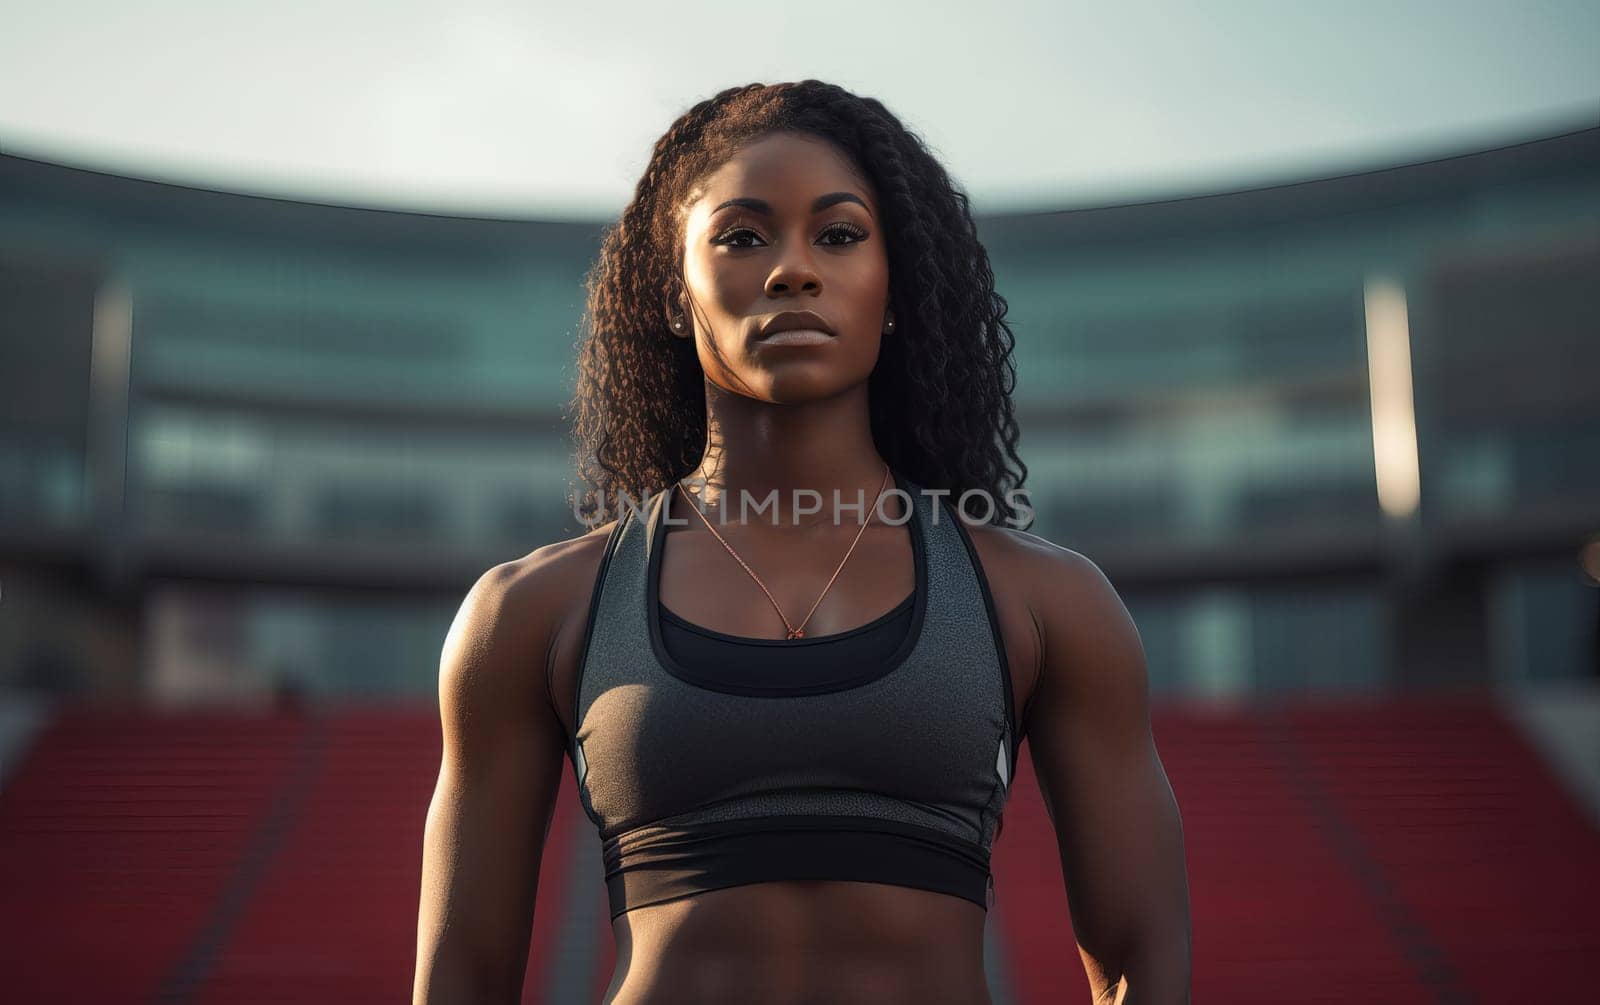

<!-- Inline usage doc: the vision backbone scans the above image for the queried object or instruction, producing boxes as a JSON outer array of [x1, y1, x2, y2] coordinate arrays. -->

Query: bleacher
[[2, 691, 1594, 1003]]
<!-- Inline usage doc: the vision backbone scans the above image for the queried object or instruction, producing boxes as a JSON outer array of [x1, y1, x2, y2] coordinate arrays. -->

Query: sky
[[0, 0, 1597, 219]]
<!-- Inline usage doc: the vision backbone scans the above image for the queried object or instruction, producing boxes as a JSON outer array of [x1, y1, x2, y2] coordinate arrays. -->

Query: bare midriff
[[601, 880, 993, 1005]]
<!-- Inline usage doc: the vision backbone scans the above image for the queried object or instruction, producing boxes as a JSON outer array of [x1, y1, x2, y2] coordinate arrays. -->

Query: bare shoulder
[[500, 518, 622, 611], [959, 520, 1116, 632], [974, 524, 1116, 605], [958, 522, 1141, 734], [442, 520, 622, 736], [960, 520, 1100, 577]]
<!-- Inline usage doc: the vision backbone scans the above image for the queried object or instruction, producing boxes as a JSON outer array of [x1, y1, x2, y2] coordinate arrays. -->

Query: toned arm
[[1022, 544, 1192, 1004], [413, 554, 571, 1004]]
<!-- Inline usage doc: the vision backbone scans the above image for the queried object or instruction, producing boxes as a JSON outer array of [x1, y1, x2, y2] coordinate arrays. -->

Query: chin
[[736, 367, 867, 405]]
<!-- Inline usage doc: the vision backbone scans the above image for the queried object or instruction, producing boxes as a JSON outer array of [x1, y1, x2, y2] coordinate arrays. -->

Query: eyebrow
[[710, 191, 872, 217]]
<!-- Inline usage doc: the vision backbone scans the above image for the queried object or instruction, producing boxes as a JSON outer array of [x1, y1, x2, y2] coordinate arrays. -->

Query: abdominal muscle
[[602, 880, 993, 1005]]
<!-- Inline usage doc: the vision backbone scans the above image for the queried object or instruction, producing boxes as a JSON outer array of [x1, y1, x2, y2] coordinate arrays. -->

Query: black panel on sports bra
[[657, 591, 917, 685]]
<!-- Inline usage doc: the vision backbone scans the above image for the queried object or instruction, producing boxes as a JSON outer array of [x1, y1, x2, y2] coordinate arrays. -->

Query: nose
[[764, 236, 822, 298]]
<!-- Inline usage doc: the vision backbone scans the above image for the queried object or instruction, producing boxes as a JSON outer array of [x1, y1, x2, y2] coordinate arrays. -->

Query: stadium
[[1, 121, 1597, 1002]]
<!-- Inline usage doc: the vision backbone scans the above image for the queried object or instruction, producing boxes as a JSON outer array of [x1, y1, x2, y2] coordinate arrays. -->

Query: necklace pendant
[[787, 628, 805, 640]]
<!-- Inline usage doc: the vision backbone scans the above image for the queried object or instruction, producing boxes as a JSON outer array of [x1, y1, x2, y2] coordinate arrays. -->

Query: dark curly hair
[[568, 79, 1028, 528]]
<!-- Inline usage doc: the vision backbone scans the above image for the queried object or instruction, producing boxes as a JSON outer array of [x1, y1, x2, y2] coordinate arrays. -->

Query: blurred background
[[1, 2, 1597, 1003]]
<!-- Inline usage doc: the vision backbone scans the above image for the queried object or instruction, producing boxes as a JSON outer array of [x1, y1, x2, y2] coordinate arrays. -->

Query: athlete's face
[[673, 131, 892, 403]]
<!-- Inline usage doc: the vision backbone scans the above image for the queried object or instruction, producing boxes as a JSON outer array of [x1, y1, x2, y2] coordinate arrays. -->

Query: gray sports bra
[[567, 471, 1017, 919]]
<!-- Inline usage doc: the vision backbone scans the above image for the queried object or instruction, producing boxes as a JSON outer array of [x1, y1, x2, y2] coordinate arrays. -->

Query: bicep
[[414, 564, 568, 1005], [1025, 552, 1189, 993]]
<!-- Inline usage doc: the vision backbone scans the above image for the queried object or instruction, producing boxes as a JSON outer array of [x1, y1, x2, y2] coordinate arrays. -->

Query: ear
[[664, 307, 685, 339], [666, 288, 691, 339]]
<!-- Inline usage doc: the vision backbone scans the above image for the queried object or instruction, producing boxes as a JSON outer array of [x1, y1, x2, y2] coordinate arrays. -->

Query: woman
[[415, 80, 1191, 1004]]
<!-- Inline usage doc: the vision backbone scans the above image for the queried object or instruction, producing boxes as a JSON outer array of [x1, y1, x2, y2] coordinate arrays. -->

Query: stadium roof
[[2, 122, 1595, 250]]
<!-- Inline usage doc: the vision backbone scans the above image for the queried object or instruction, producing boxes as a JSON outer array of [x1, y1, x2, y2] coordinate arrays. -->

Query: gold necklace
[[672, 463, 894, 640]]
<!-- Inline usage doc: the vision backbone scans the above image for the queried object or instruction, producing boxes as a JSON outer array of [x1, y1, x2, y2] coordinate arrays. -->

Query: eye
[[711, 226, 765, 248], [818, 222, 869, 246]]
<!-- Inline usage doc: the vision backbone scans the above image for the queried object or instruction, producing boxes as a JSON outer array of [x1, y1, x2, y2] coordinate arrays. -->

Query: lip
[[756, 309, 836, 344]]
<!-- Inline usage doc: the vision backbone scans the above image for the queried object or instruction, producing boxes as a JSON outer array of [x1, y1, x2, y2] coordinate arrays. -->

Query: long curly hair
[[569, 79, 1028, 528]]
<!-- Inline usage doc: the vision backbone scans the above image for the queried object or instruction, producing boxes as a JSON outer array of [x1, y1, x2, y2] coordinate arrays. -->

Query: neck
[[682, 382, 893, 526]]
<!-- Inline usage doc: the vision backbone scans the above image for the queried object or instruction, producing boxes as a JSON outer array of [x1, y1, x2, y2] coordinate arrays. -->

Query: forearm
[[1105, 924, 1191, 1005], [413, 955, 523, 1005]]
